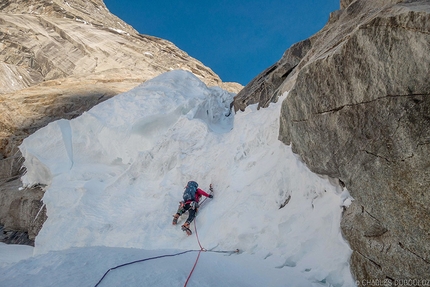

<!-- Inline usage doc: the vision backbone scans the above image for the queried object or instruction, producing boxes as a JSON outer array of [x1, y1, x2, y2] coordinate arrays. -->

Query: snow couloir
[[8, 70, 355, 286]]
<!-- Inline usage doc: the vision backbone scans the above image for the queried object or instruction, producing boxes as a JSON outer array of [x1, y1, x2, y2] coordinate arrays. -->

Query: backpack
[[183, 181, 198, 202]]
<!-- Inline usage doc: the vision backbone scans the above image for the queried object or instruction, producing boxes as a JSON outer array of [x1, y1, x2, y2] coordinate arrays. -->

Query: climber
[[172, 181, 213, 235]]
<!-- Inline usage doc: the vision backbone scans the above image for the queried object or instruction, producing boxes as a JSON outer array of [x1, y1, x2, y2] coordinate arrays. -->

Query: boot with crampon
[[172, 214, 180, 225], [181, 222, 192, 236]]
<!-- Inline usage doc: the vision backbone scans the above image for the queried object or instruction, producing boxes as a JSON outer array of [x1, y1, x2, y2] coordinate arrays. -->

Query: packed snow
[[0, 70, 355, 286]]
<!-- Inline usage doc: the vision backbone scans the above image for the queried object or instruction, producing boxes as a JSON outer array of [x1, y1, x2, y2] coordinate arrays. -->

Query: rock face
[[341, 0, 356, 9], [0, 0, 242, 244], [0, 0, 236, 95], [235, 0, 430, 283], [233, 39, 312, 111], [0, 179, 46, 245]]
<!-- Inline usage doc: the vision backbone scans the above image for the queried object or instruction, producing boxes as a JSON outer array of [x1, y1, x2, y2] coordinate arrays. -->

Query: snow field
[[1, 247, 309, 286]]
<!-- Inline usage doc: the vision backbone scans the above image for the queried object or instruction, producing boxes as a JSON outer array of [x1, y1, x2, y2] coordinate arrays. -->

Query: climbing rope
[[93, 245, 239, 287], [183, 248, 203, 287], [193, 217, 205, 251], [183, 219, 206, 287], [94, 249, 199, 287]]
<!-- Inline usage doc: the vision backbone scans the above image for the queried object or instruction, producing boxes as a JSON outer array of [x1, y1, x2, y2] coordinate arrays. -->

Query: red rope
[[183, 219, 206, 286], [193, 219, 205, 251], [183, 249, 202, 287]]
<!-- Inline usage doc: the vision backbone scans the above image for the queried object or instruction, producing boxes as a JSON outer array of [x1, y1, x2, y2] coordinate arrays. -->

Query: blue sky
[[104, 0, 339, 85]]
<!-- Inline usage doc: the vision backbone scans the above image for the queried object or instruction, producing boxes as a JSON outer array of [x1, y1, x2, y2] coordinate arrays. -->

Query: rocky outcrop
[[341, 0, 356, 9], [233, 39, 312, 111], [0, 0, 242, 244], [235, 0, 430, 283], [0, 178, 45, 245]]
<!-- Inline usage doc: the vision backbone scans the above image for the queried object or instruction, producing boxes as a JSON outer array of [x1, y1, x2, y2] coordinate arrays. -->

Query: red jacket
[[187, 188, 210, 203]]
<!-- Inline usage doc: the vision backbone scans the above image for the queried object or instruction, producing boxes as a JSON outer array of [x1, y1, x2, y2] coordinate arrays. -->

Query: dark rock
[[0, 225, 34, 246], [0, 178, 46, 242]]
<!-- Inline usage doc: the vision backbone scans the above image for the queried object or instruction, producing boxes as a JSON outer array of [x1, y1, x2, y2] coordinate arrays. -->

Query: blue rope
[[94, 249, 199, 287], [93, 248, 239, 287]]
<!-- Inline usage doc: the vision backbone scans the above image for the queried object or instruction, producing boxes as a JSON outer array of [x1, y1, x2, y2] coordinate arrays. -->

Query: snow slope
[[1, 70, 355, 286]]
